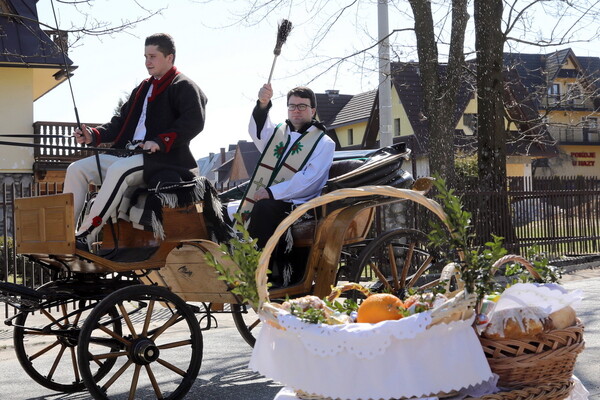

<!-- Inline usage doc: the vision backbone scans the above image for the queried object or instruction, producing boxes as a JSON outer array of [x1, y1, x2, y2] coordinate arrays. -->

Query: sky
[[33, 1, 600, 160]]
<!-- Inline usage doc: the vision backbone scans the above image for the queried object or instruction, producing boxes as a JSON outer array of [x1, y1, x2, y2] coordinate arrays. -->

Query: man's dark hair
[[287, 86, 317, 109], [145, 33, 176, 62]]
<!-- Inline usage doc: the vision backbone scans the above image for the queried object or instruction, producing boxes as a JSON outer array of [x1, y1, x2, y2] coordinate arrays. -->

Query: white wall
[[0, 68, 34, 172]]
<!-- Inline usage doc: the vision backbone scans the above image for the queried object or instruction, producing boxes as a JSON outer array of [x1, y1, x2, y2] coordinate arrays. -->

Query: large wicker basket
[[479, 255, 585, 390]]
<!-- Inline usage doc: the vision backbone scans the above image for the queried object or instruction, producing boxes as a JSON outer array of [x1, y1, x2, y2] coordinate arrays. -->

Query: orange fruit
[[357, 293, 405, 323]]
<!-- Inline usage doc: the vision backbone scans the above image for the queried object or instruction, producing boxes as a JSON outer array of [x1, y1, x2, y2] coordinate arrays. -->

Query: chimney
[[326, 89, 339, 99], [220, 147, 226, 164]]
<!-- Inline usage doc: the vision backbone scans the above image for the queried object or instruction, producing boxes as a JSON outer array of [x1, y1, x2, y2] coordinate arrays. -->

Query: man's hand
[[258, 83, 272, 109], [142, 141, 160, 153], [74, 124, 92, 145], [253, 187, 270, 201]]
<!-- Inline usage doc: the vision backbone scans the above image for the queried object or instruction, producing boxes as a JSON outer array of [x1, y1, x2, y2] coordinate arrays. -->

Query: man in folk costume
[[239, 83, 335, 285], [65, 33, 207, 250]]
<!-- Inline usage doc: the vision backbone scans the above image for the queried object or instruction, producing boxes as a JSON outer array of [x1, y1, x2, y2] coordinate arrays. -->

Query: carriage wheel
[[13, 299, 121, 393], [336, 241, 369, 284], [232, 297, 288, 348], [77, 285, 202, 400], [231, 303, 260, 347], [352, 228, 448, 299]]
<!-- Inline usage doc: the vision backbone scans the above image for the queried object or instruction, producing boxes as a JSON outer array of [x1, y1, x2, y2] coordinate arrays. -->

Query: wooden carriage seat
[[100, 203, 209, 250], [291, 159, 366, 247]]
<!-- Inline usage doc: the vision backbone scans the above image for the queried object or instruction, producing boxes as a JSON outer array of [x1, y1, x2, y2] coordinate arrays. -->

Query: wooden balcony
[[542, 95, 599, 112], [32, 121, 103, 182]]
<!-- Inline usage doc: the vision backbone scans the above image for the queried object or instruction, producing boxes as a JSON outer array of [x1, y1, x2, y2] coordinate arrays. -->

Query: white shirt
[[248, 112, 335, 204], [132, 84, 153, 141]]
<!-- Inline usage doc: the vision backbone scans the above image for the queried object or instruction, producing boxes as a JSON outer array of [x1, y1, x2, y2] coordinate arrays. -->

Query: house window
[[347, 128, 354, 145], [548, 83, 561, 104], [394, 118, 401, 136]]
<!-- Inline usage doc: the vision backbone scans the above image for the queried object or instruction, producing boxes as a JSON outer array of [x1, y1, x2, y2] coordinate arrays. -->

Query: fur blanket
[[117, 176, 232, 243]]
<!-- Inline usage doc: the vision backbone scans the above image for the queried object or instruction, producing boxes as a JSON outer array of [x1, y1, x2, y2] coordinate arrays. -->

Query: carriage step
[[0, 281, 45, 301]]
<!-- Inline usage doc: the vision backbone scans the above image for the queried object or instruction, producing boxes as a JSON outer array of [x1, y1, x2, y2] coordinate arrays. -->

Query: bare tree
[[0, 0, 165, 52]]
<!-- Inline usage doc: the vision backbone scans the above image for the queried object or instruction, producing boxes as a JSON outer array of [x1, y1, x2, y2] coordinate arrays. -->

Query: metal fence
[[458, 176, 600, 259], [1, 176, 599, 298], [1, 182, 64, 314]]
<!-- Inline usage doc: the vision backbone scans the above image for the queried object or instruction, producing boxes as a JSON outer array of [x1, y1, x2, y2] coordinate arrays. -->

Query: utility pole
[[378, 0, 393, 147]]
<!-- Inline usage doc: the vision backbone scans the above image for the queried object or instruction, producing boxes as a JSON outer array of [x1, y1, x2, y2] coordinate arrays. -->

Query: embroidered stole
[[238, 123, 326, 221]]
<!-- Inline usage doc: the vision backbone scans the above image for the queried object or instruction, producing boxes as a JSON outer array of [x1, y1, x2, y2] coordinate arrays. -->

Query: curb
[[551, 254, 600, 274]]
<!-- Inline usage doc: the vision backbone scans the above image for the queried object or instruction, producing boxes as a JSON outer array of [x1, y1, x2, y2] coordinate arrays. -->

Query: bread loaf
[[548, 306, 577, 330], [482, 306, 550, 340]]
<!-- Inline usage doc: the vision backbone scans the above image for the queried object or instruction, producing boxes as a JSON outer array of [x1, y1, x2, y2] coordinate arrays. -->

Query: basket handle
[[326, 283, 372, 302], [490, 254, 543, 282], [255, 186, 450, 308]]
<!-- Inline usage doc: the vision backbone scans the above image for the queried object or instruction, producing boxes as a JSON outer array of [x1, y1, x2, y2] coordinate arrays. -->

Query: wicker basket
[[479, 255, 585, 389]]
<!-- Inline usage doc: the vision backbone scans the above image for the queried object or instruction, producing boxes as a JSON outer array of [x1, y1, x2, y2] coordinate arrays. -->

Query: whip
[[50, 0, 104, 184], [267, 19, 293, 83]]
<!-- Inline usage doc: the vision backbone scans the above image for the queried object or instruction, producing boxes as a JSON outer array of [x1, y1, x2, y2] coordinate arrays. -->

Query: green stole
[[238, 122, 326, 221]]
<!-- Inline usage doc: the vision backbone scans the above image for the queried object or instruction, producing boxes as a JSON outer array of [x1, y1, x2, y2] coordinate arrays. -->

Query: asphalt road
[[561, 268, 600, 399], [0, 267, 597, 400]]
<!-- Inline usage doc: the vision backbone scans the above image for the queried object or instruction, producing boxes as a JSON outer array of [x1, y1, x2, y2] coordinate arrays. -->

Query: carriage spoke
[[367, 261, 393, 292], [128, 365, 142, 400], [30, 340, 61, 360], [72, 308, 83, 326], [388, 243, 400, 291], [247, 318, 260, 332], [157, 339, 193, 350], [88, 350, 129, 361], [118, 303, 138, 339], [97, 323, 131, 346], [20, 330, 58, 337], [156, 357, 186, 377], [60, 304, 70, 325], [145, 364, 164, 399], [399, 243, 415, 290], [69, 347, 81, 383], [142, 300, 156, 336], [417, 277, 443, 291], [102, 359, 133, 391], [407, 255, 434, 288], [47, 344, 67, 379], [41, 309, 66, 328], [150, 313, 182, 341]]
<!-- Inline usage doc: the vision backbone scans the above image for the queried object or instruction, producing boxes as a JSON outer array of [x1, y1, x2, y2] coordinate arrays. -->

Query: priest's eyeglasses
[[287, 104, 311, 111]]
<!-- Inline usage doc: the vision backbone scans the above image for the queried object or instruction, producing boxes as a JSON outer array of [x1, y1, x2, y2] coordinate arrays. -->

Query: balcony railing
[[543, 95, 596, 111], [547, 125, 600, 144], [32, 121, 103, 172]]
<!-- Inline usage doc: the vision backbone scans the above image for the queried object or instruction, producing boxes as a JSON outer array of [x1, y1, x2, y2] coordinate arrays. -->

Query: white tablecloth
[[251, 313, 494, 400], [274, 376, 590, 400]]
